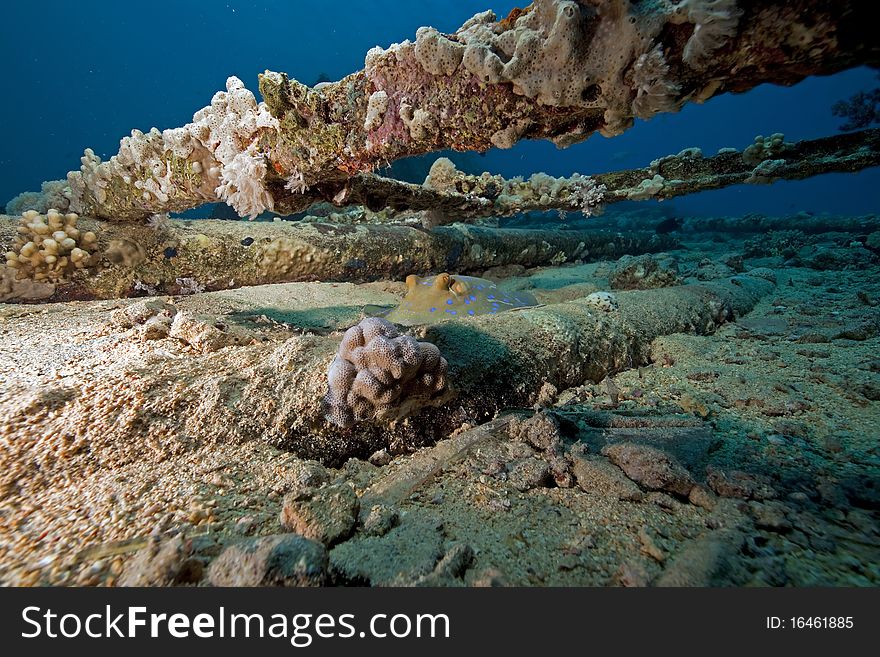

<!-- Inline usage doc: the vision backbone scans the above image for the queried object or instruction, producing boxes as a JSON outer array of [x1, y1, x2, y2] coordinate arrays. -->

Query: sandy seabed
[[1, 225, 878, 587]]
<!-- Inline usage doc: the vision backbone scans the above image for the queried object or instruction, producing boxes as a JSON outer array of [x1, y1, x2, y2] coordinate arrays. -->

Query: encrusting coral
[[47, 0, 876, 221], [67, 76, 278, 220], [323, 317, 450, 429], [422, 156, 606, 220], [742, 133, 793, 166]]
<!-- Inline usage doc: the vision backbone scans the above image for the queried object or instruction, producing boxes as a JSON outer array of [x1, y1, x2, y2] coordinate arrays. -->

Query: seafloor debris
[[398, 129, 880, 225], [609, 254, 680, 290], [9, 128, 880, 229], [0, 215, 674, 302], [312, 274, 773, 437], [47, 0, 878, 222], [5, 247, 878, 586]]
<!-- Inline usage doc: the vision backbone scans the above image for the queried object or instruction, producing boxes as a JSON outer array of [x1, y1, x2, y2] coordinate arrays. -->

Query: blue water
[[1, 0, 876, 216]]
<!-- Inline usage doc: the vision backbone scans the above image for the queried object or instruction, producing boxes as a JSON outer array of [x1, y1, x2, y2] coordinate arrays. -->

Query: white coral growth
[[680, 0, 743, 67], [67, 76, 280, 219], [190, 76, 280, 218], [631, 45, 681, 118], [215, 148, 275, 219], [285, 169, 307, 194]]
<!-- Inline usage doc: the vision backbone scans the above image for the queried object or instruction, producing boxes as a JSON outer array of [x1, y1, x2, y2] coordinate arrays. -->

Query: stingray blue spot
[[487, 294, 495, 300], [467, 309, 475, 316], [489, 308, 497, 313], [464, 299, 470, 305], [446, 309, 457, 315], [477, 285, 484, 290], [469, 295, 476, 301], [446, 299, 453, 305], [429, 307, 436, 312]]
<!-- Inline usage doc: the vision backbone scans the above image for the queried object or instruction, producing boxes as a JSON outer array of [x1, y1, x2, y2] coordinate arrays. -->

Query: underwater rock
[[431, 544, 474, 580], [507, 412, 563, 455], [330, 513, 445, 586], [705, 467, 777, 500], [745, 267, 777, 284], [169, 312, 249, 352], [140, 314, 173, 340], [361, 504, 400, 537], [323, 317, 450, 428], [283, 460, 332, 498], [207, 534, 328, 587], [406, 543, 476, 586], [689, 259, 736, 281], [118, 535, 201, 587], [109, 298, 177, 329], [0, 265, 54, 302], [609, 254, 680, 290], [508, 413, 573, 487], [570, 453, 644, 501], [506, 457, 553, 492], [367, 448, 393, 466], [383, 272, 538, 325], [801, 245, 877, 270], [655, 528, 745, 587], [280, 483, 360, 545], [749, 501, 792, 533], [613, 560, 652, 587], [601, 442, 695, 497], [688, 485, 718, 511], [831, 312, 880, 341], [588, 425, 717, 475]]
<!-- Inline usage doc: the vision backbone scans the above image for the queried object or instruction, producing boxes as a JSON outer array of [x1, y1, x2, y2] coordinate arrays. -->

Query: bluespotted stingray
[[382, 273, 538, 326]]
